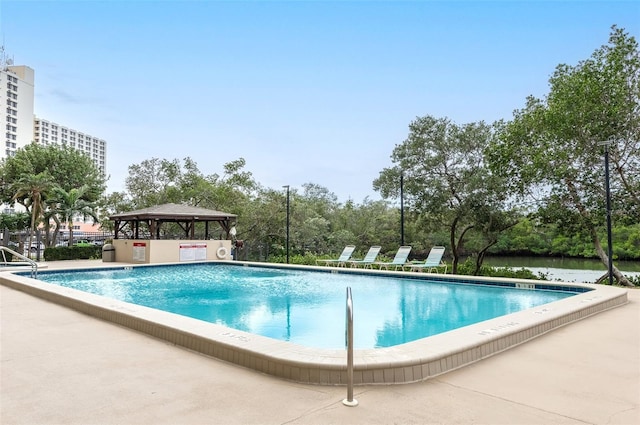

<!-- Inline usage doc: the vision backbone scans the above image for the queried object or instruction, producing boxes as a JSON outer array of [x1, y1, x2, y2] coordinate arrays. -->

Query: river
[[483, 256, 640, 284]]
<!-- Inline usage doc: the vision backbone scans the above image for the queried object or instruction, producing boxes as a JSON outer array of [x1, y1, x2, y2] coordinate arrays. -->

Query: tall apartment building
[[1, 63, 35, 159], [1, 52, 107, 174], [33, 118, 106, 175]]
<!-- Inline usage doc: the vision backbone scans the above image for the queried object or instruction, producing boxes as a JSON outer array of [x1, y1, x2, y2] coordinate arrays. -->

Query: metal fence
[[1, 228, 114, 260]]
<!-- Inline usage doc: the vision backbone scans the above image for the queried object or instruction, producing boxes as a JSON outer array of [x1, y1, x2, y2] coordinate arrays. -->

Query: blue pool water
[[35, 263, 575, 349]]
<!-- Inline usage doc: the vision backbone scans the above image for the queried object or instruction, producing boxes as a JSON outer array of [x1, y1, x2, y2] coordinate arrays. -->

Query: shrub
[[268, 252, 319, 265], [44, 246, 102, 261], [456, 257, 548, 280], [1, 250, 13, 262]]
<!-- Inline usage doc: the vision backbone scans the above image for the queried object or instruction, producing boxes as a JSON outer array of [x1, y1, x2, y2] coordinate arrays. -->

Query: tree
[[374, 115, 516, 274], [119, 156, 266, 243], [1, 143, 106, 247], [124, 157, 184, 208], [489, 26, 639, 287], [1, 143, 105, 204], [124, 157, 259, 212], [11, 172, 55, 254], [340, 198, 400, 255], [0, 212, 30, 230], [48, 186, 99, 246], [97, 191, 135, 232]]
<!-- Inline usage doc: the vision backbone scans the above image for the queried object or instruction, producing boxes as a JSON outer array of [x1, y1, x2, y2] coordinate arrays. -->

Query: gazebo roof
[[109, 203, 237, 221]]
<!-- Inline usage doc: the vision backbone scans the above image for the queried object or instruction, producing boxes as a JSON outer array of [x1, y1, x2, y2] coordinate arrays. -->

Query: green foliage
[[107, 153, 409, 263], [0, 143, 105, 204], [0, 212, 30, 230], [268, 252, 318, 265], [491, 218, 640, 260], [10, 172, 56, 253], [488, 26, 640, 282], [100, 151, 639, 267], [47, 185, 99, 245], [1, 250, 13, 262], [489, 218, 550, 255], [373, 115, 516, 273], [99, 26, 640, 281], [11, 172, 55, 229], [0, 144, 105, 249], [44, 245, 102, 261], [98, 191, 134, 232], [456, 257, 548, 280]]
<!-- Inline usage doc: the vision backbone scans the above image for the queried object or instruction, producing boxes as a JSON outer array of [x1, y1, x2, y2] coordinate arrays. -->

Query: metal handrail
[[0, 246, 38, 278], [342, 286, 358, 407]]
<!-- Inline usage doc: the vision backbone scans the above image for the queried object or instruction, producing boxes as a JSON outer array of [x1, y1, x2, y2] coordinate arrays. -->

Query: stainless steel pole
[[342, 287, 358, 407]]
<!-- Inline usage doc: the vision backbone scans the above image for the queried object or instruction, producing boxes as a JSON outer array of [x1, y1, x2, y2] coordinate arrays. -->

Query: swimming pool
[[34, 263, 575, 349], [0, 261, 628, 384]]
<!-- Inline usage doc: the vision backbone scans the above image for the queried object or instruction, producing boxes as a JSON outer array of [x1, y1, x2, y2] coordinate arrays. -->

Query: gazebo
[[107, 203, 237, 264]]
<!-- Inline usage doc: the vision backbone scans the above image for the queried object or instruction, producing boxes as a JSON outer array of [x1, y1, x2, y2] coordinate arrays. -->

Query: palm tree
[[49, 185, 99, 246], [11, 172, 55, 255]]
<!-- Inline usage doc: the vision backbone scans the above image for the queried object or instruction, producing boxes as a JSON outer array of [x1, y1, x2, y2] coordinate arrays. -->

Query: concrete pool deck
[[1, 260, 639, 424]]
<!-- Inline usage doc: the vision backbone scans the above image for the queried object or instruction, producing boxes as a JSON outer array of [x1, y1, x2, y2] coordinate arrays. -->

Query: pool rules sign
[[133, 242, 146, 262], [179, 243, 207, 262]]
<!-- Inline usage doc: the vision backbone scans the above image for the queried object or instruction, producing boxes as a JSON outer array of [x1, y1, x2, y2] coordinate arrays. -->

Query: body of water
[[483, 256, 640, 283]]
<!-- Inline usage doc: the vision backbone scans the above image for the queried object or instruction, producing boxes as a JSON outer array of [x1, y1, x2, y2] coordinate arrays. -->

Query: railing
[[342, 286, 358, 407], [0, 246, 38, 278]]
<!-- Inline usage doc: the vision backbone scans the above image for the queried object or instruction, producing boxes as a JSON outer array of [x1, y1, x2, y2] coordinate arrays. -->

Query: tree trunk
[[68, 219, 74, 246], [449, 217, 474, 275], [590, 228, 634, 287], [474, 239, 498, 275], [449, 218, 459, 274], [565, 179, 634, 287]]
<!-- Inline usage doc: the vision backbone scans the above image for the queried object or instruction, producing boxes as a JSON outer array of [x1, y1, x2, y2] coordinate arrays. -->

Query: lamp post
[[599, 140, 614, 285], [400, 172, 405, 246], [283, 185, 290, 264]]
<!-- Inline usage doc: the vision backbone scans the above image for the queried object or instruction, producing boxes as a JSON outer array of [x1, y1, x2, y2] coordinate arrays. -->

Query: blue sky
[[1, 1, 638, 202]]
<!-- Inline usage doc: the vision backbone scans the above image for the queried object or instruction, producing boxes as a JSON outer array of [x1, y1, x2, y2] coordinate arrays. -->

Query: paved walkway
[[1, 261, 639, 424]]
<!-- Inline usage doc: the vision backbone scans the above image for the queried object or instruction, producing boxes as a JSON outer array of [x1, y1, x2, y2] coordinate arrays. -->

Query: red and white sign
[[179, 243, 207, 261], [133, 242, 146, 262]]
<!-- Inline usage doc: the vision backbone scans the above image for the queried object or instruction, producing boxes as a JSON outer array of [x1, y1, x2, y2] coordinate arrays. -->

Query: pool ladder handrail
[[0, 246, 39, 278], [342, 286, 358, 407]]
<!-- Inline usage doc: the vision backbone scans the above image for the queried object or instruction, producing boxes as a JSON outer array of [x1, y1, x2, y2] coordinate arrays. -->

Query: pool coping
[[0, 261, 628, 385]]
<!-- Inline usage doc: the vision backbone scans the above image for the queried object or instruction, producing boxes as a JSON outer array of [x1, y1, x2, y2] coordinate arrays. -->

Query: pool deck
[[1, 260, 639, 424]]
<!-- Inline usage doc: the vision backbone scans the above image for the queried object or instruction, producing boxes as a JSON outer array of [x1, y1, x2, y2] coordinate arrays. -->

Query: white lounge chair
[[374, 246, 412, 271], [316, 245, 356, 267], [347, 246, 381, 269], [410, 246, 447, 273]]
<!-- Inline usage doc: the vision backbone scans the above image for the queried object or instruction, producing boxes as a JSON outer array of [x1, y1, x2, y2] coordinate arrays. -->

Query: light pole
[[400, 172, 405, 246], [283, 185, 290, 264], [599, 140, 614, 285]]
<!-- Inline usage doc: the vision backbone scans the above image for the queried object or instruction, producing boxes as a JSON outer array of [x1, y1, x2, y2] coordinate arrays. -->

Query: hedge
[[44, 246, 102, 261]]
